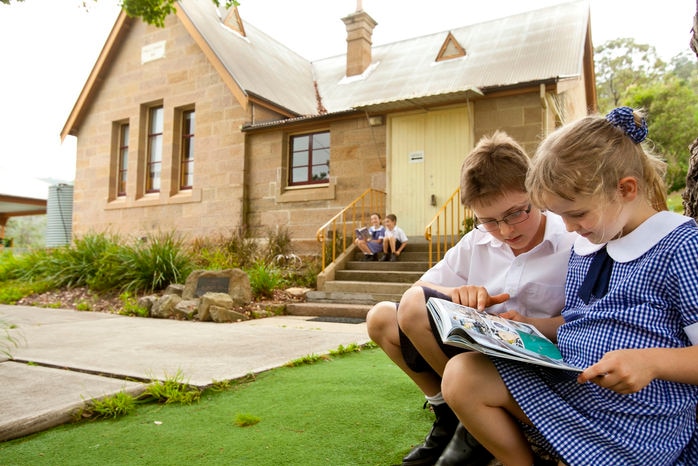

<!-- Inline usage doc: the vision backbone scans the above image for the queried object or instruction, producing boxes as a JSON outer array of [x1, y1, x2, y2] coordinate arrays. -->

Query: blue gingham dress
[[493, 212, 698, 465]]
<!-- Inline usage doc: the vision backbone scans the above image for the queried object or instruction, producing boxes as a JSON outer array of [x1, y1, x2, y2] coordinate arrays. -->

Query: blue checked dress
[[493, 212, 698, 465]]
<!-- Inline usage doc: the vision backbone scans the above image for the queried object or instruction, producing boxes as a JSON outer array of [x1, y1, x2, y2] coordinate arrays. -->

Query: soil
[[15, 286, 306, 319]]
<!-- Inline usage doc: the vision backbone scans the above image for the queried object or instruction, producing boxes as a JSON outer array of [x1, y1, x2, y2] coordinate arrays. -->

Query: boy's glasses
[[474, 204, 532, 232]]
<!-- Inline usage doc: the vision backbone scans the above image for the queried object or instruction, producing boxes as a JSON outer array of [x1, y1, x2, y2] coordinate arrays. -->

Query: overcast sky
[[0, 0, 694, 199]]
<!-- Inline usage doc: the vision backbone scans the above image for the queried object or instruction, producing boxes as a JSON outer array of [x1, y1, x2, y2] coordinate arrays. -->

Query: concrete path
[[0, 305, 369, 442]]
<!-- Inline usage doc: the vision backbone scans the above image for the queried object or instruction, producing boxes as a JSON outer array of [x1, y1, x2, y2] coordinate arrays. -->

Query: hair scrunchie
[[605, 107, 648, 143]]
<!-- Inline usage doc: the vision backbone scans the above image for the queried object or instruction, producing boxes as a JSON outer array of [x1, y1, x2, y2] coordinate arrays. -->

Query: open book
[[427, 297, 582, 372], [355, 227, 370, 240]]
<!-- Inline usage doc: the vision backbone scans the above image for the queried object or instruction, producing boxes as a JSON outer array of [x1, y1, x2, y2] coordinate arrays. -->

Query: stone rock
[[164, 283, 184, 297], [173, 299, 199, 320], [137, 295, 158, 313], [285, 287, 311, 299], [151, 294, 182, 319], [197, 292, 234, 322], [209, 305, 249, 323], [182, 269, 252, 305]]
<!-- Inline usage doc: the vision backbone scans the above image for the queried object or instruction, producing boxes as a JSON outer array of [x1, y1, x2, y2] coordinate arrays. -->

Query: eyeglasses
[[474, 204, 532, 232]]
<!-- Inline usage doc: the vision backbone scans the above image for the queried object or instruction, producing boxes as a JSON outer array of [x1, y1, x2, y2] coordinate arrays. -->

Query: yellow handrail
[[424, 187, 474, 267], [316, 189, 386, 271]]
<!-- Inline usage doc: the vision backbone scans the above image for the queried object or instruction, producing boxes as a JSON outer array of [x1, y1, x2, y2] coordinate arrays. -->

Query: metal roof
[[313, 1, 589, 112], [178, 0, 320, 116], [180, 0, 589, 118]]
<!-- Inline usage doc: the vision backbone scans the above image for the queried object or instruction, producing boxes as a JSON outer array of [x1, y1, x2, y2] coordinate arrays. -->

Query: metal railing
[[424, 187, 474, 267], [315, 189, 386, 271]]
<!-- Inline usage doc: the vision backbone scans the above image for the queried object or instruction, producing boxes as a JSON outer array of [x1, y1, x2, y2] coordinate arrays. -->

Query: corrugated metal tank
[[46, 184, 73, 247]]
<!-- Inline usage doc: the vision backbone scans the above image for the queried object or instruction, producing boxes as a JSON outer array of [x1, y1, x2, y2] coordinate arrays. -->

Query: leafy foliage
[[626, 75, 698, 192], [595, 38, 666, 111], [246, 261, 286, 298], [594, 39, 698, 194], [141, 370, 201, 404], [79, 392, 137, 420], [121, 0, 238, 27], [0, 232, 195, 294]]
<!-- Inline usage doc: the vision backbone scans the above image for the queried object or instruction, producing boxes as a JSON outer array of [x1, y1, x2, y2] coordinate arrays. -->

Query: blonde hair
[[526, 110, 668, 212], [460, 131, 530, 207]]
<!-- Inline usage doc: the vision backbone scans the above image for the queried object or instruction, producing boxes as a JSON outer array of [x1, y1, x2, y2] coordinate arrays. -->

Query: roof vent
[[223, 7, 246, 37], [436, 32, 466, 62]]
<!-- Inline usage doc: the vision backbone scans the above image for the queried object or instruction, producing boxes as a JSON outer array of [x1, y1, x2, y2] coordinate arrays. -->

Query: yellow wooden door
[[388, 106, 472, 236]]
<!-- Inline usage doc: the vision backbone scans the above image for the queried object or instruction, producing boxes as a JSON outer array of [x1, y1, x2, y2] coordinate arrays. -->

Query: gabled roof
[[176, 0, 319, 116], [313, 0, 590, 112], [62, 0, 592, 138]]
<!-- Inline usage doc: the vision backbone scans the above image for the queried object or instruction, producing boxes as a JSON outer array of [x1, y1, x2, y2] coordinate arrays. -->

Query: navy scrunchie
[[605, 107, 648, 144]]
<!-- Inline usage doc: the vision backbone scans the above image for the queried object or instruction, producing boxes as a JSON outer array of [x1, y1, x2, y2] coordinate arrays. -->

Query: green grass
[[0, 348, 432, 465]]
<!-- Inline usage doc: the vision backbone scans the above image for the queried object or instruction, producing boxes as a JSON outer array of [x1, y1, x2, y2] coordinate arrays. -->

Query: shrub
[[116, 232, 194, 292], [246, 261, 286, 298]]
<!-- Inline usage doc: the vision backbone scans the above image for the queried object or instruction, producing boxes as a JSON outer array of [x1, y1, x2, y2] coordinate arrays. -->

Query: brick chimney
[[341, 3, 377, 77]]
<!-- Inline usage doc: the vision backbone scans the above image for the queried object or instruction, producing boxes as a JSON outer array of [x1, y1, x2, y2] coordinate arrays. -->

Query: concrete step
[[321, 280, 410, 294], [286, 302, 372, 320], [335, 269, 423, 283], [351, 251, 430, 262], [305, 290, 405, 305], [345, 260, 429, 272]]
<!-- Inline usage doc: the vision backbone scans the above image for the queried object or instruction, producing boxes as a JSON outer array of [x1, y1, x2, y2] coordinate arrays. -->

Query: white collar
[[573, 211, 694, 262]]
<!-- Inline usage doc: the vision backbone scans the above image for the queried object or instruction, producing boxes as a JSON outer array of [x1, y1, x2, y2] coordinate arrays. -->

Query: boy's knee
[[396, 286, 427, 331], [366, 301, 397, 340]]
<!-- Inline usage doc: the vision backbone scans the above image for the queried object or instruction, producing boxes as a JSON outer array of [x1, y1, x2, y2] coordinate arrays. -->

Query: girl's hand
[[499, 310, 526, 322], [577, 349, 656, 394], [450, 285, 509, 311]]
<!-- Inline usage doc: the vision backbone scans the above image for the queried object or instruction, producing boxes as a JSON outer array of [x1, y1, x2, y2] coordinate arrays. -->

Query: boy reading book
[[366, 131, 576, 465]]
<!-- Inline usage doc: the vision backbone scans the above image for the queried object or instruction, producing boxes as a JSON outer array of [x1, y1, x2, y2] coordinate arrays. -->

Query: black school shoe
[[402, 403, 459, 466], [380, 253, 391, 261], [435, 423, 493, 466]]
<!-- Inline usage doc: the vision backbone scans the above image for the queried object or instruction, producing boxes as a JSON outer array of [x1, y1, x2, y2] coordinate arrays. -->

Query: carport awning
[[0, 194, 47, 228]]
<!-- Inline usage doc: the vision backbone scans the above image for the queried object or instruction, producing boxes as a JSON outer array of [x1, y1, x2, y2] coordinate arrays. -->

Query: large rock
[[151, 294, 182, 319], [182, 269, 252, 305], [173, 299, 199, 320], [209, 305, 249, 323], [198, 292, 234, 322]]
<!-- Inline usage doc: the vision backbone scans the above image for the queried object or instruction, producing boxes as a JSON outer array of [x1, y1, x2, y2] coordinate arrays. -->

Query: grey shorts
[[397, 286, 465, 374]]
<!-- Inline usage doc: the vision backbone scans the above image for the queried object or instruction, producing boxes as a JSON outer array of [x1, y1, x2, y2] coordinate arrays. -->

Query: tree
[[594, 38, 665, 112], [626, 75, 698, 192], [5, 215, 47, 249], [1, 0, 239, 27], [683, 2, 698, 219], [595, 37, 698, 195]]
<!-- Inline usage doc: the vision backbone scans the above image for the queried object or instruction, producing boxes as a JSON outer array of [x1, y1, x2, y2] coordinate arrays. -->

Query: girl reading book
[[441, 108, 698, 465]]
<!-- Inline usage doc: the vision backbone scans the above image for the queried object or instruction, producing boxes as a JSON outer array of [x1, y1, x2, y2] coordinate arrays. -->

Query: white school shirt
[[384, 225, 408, 243], [419, 213, 576, 318]]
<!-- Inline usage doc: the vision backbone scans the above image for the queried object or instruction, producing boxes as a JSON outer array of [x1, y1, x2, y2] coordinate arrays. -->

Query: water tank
[[46, 184, 73, 247]]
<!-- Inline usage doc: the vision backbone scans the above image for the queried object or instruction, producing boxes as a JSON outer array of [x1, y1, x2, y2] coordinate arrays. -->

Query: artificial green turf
[[0, 348, 434, 465]]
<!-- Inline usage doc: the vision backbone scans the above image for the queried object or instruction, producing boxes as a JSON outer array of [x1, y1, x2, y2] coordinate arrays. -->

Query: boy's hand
[[450, 286, 509, 311]]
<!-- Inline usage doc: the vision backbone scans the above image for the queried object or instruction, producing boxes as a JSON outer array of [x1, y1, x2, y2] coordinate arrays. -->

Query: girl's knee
[[442, 353, 486, 403]]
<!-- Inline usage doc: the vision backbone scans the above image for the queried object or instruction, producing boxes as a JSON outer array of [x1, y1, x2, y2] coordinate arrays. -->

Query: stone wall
[[72, 15, 248, 240]]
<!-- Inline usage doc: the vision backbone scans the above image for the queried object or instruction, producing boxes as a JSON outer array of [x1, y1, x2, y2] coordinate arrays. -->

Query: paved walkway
[[0, 305, 369, 442]]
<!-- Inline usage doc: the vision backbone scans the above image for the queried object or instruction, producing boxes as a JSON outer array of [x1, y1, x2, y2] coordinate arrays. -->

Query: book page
[[427, 297, 581, 372]]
